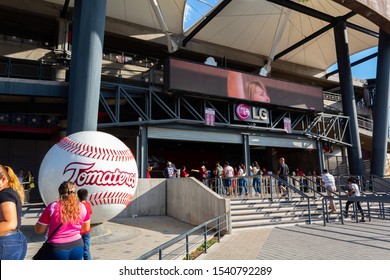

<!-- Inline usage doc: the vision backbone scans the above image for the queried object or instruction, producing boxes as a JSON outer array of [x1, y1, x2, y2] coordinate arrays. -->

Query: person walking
[[0, 165, 27, 260], [276, 157, 289, 197], [321, 169, 337, 213], [34, 181, 91, 260], [77, 188, 93, 260], [344, 177, 365, 222]]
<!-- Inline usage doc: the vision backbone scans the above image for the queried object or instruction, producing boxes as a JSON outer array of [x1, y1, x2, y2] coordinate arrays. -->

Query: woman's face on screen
[[252, 84, 270, 102]]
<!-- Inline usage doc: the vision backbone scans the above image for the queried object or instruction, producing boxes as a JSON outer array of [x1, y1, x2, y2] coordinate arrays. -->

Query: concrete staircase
[[230, 196, 336, 230], [230, 195, 389, 229]]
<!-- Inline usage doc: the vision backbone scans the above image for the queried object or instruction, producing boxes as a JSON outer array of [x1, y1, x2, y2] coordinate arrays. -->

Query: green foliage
[[185, 238, 219, 260]]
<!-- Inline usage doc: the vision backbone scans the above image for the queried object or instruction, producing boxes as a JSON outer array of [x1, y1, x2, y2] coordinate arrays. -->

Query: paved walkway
[[22, 203, 390, 260]]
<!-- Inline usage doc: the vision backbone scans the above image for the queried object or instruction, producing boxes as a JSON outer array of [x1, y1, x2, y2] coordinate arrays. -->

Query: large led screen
[[166, 58, 324, 112]]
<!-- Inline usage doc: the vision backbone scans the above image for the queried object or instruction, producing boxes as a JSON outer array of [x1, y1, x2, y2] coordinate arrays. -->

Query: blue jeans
[[43, 239, 84, 260], [0, 230, 27, 260], [239, 178, 248, 194], [82, 232, 92, 260], [50, 246, 84, 260], [252, 177, 261, 193]]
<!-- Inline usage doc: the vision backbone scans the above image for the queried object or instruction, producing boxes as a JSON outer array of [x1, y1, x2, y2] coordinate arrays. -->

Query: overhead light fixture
[[204, 57, 217, 66], [259, 61, 271, 77], [259, 67, 269, 77]]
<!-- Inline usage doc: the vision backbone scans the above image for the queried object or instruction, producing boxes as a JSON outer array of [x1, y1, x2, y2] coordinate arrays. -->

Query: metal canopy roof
[[47, 0, 380, 72]]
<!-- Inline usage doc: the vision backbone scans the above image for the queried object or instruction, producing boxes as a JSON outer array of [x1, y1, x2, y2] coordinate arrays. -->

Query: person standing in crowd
[[223, 161, 234, 196], [252, 161, 261, 196], [344, 177, 365, 222], [180, 166, 190, 178], [17, 169, 25, 184], [238, 163, 248, 196], [23, 170, 35, 203], [199, 165, 209, 185], [163, 161, 177, 179], [321, 169, 337, 214], [213, 162, 223, 194], [0, 165, 27, 260], [35, 181, 90, 260], [276, 157, 289, 197], [77, 188, 93, 260], [296, 168, 305, 176], [146, 164, 153, 178]]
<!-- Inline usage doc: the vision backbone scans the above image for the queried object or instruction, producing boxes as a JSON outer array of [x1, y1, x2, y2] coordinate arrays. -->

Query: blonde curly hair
[[0, 165, 24, 203], [56, 181, 81, 224]]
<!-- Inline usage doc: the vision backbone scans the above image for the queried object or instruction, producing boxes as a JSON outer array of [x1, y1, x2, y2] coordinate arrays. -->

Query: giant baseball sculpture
[[38, 131, 138, 224]]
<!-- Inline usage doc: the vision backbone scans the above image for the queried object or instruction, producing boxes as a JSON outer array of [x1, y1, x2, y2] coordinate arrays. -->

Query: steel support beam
[[371, 29, 390, 176], [67, 0, 107, 134], [267, 0, 335, 23], [182, 0, 232, 47], [334, 19, 363, 175]]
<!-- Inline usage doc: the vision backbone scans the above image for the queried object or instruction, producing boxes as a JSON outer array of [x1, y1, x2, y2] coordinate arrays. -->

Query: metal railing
[[0, 56, 58, 81], [357, 115, 374, 132], [137, 214, 229, 260]]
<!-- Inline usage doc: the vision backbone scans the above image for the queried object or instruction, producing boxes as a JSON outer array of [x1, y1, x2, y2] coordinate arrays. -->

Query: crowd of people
[[0, 160, 369, 260]]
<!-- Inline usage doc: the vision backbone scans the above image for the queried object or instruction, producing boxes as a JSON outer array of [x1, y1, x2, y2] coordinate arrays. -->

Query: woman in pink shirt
[[35, 181, 90, 260]]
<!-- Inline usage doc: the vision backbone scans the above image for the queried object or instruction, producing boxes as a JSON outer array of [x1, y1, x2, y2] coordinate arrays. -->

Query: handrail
[[137, 214, 229, 260], [364, 175, 390, 194], [269, 174, 310, 199], [268, 174, 316, 224]]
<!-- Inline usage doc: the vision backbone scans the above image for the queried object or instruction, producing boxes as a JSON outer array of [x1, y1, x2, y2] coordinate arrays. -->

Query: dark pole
[[243, 134, 251, 175], [371, 29, 390, 176], [67, 0, 107, 134], [333, 19, 363, 176], [140, 125, 148, 178]]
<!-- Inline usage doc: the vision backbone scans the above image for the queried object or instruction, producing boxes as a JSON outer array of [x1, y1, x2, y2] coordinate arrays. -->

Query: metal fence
[[137, 214, 230, 260]]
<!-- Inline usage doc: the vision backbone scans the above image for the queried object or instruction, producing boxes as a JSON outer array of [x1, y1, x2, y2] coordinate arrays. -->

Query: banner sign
[[284, 117, 292, 133], [205, 107, 215, 126]]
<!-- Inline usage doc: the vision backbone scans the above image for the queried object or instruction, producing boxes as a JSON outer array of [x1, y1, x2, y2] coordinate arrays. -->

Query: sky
[[184, 0, 378, 80], [329, 47, 378, 80]]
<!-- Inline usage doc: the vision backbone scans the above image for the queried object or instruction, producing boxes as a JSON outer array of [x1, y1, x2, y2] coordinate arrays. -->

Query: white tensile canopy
[[46, 0, 380, 72]]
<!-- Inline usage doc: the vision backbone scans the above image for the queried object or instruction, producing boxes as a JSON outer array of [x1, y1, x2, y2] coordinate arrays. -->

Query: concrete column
[[333, 20, 363, 175], [67, 0, 107, 134], [371, 29, 390, 176]]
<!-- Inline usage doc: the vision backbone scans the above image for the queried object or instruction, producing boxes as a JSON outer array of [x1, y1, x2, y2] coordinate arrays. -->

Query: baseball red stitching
[[89, 191, 133, 207], [57, 137, 134, 162]]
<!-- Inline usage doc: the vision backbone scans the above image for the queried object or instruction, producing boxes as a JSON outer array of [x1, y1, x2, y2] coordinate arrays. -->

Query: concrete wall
[[118, 178, 166, 218], [118, 177, 230, 227], [166, 177, 230, 226]]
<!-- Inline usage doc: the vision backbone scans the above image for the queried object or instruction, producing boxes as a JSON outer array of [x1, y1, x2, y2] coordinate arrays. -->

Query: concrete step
[[231, 208, 323, 219], [232, 213, 341, 229], [229, 196, 342, 229], [230, 202, 322, 211]]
